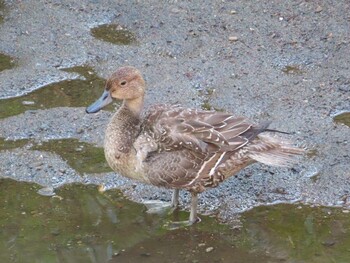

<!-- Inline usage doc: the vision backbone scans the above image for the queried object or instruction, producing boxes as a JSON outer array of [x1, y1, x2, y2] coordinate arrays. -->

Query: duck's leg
[[189, 192, 199, 224], [171, 189, 180, 207], [163, 191, 199, 230]]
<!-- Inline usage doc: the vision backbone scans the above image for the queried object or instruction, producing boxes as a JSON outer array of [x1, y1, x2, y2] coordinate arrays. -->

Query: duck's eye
[[120, 81, 127, 86]]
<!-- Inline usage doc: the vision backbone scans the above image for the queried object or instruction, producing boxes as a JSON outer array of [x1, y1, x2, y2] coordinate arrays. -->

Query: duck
[[86, 66, 304, 224]]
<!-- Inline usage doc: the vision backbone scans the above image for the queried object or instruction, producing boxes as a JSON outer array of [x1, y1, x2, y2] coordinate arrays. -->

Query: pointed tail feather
[[247, 134, 305, 167]]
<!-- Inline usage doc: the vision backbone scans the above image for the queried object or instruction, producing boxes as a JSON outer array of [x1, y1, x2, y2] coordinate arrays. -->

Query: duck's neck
[[105, 97, 143, 155], [124, 96, 144, 118], [104, 96, 150, 182]]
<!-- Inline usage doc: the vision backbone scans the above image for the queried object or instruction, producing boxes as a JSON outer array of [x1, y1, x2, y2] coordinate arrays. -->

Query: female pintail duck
[[86, 66, 304, 224]]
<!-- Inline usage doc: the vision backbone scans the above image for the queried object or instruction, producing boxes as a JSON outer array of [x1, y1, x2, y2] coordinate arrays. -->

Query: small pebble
[[37, 187, 55, 196], [50, 228, 60, 236], [315, 6, 323, 13], [322, 240, 335, 247], [98, 184, 106, 193], [205, 247, 214, 253], [76, 128, 84, 134], [229, 36, 238, 42], [22, 101, 35, 105]]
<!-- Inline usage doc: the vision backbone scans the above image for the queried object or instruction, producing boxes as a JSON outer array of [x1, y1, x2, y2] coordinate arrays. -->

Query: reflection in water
[[1, 179, 349, 263], [0, 179, 162, 263], [0, 66, 117, 119], [31, 139, 111, 174], [0, 138, 111, 174], [242, 205, 350, 263]]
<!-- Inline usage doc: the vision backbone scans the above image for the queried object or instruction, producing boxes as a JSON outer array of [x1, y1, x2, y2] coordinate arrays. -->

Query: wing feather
[[141, 104, 267, 155]]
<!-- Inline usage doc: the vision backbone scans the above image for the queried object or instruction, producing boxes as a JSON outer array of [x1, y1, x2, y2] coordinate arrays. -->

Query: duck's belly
[[142, 150, 207, 191], [104, 147, 151, 184]]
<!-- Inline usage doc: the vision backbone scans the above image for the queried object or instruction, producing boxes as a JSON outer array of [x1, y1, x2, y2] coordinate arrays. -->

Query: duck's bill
[[86, 90, 113, 113]]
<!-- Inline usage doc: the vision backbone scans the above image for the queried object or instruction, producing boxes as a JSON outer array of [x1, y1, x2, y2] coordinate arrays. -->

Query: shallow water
[[31, 139, 112, 174], [0, 138, 111, 174], [0, 137, 29, 150], [281, 65, 304, 75], [91, 24, 137, 45], [0, 66, 116, 119], [1, 179, 349, 263], [0, 0, 5, 23], [333, 111, 350, 127], [0, 52, 16, 72]]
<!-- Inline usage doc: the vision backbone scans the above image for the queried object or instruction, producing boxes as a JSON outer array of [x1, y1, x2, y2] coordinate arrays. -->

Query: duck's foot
[[163, 217, 201, 230], [143, 189, 181, 214], [142, 200, 175, 215]]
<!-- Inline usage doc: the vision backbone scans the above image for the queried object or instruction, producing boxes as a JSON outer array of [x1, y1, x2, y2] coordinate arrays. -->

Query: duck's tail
[[247, 134, 305, 167]]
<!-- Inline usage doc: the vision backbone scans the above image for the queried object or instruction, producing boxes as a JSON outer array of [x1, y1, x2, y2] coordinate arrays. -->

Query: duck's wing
[[141, 104, 266, 154]]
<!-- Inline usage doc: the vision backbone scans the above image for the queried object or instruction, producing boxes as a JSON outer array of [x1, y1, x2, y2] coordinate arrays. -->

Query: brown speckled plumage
[[86, 66, 304, 224]]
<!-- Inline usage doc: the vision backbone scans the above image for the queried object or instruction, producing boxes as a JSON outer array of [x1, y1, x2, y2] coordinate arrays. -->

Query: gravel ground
[[0, 0, 349, 223]]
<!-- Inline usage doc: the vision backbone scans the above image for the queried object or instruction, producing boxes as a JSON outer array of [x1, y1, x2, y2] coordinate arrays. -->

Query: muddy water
[[31, 139, 112, 174], [1, 179, 350, 263], [91, 24, 137, 45], [0, 137, 29, 150], [242, 205, 350, 263], [333, 111, 350, 127], [0, 179, 161, 263], [281, 65, 305, 75], [0, 53, 16, 72], [0, 0, 5, 24], [0, 66, 117, 119]]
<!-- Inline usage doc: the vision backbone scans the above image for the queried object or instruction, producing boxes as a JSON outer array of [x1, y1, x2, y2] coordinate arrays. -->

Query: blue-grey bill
[[86, 90, 113, 113]]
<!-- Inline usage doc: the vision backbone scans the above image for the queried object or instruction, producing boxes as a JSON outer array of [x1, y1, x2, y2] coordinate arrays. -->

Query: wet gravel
[[0, 0, 349, 223]]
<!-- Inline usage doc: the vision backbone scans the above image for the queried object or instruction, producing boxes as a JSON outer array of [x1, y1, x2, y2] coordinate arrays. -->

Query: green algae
[[282, 65, 305, 75], [1, 179, 350, 263], [0, 179, 239, 263], [91, 24, 137, 45], [201, 101, 212, 110], [241, 204, 350, 263], [198, 87, 216, 111], [333, 111, 350, 127], [0, 0, 5, 23], [0, 65, 117, 119], [0, 179, 161, 263], [0, 138, 29, 150], [0, 53, 16, 72]]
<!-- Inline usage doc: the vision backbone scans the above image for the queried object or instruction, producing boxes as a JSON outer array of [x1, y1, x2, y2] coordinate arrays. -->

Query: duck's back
[[134, 104, 300, 192]]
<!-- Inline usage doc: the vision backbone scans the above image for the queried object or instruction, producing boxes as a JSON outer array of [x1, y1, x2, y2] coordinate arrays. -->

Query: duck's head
[[86, 66, 145, 114]]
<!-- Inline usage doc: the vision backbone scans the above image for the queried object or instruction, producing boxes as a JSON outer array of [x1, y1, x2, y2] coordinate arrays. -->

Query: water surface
[[333, 111, 350, 127], [91, 24, 137, 45], [0, 53, 16, 72], [0, 66, 117, 119], [32, 139, 111, 174], [1, 179, 349, 263]]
